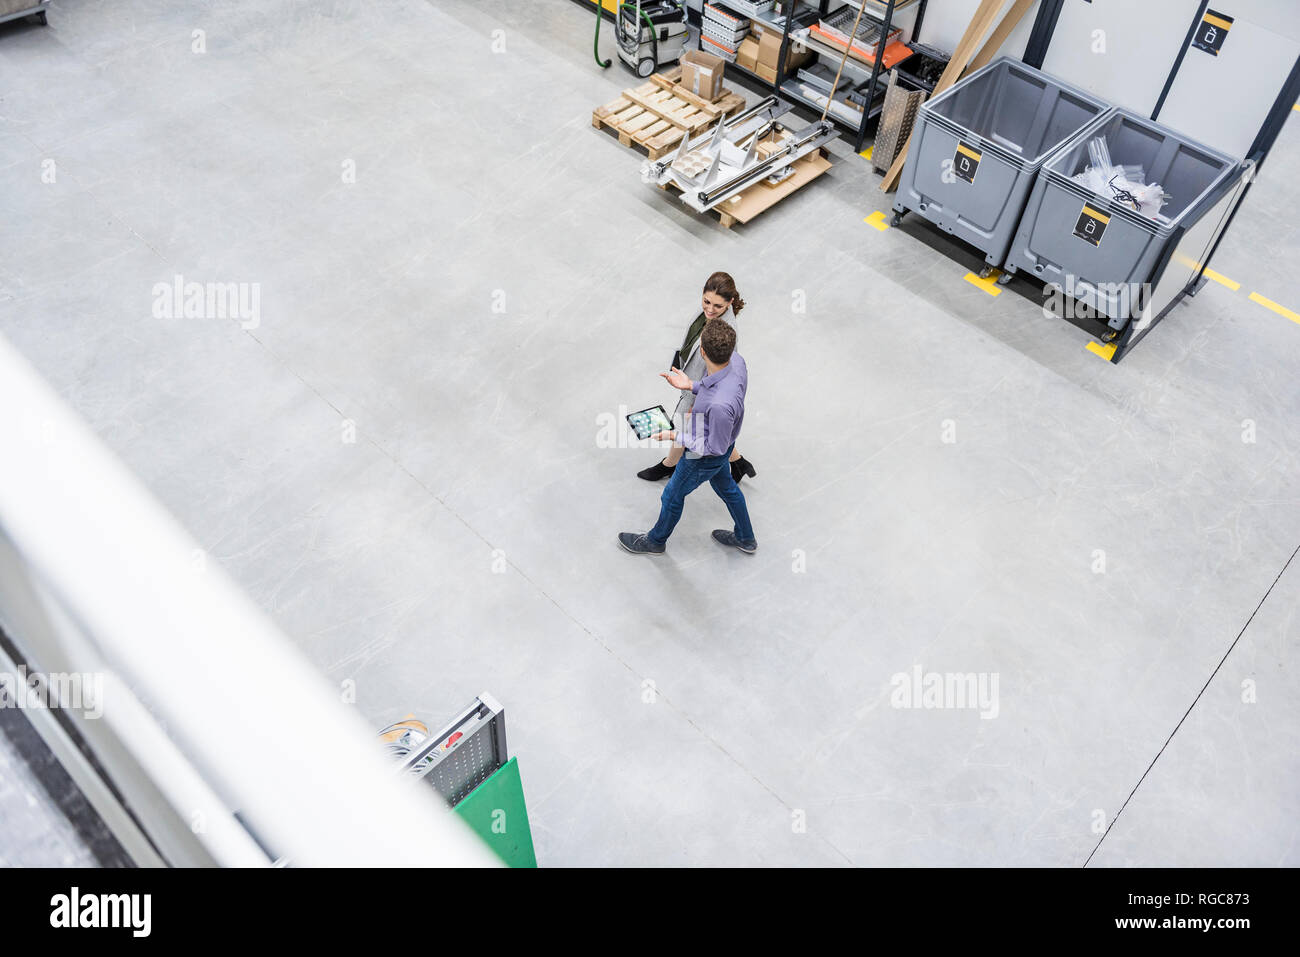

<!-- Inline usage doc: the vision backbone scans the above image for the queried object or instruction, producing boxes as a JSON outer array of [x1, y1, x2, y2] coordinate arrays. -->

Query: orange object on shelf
[[808, 24, 913, 70]]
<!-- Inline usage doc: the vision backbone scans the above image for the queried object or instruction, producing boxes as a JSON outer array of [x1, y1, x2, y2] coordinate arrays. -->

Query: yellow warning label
[[1081, 206, 1110, 224], [1203, 12, 1232, 30], [956, 144, 982, 161]]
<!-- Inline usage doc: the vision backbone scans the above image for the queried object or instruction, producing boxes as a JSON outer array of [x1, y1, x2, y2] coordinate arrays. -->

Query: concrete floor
[[1, 0, 1297, 866], [0, 680, 132, 867]]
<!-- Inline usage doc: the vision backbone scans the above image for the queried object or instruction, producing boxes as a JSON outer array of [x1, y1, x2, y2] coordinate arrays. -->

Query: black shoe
[[712, 529, 757, 554], [618, 532, 666, 555], [730, 456, 756, 484], [637, 459, 676, 482]]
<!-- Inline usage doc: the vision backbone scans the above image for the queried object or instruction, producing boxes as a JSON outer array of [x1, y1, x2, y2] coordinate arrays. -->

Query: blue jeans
[[647, 444, 756, 546]]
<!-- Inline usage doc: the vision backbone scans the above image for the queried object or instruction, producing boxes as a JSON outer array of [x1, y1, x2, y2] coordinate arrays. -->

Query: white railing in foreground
[[0, 334, 497, 867]]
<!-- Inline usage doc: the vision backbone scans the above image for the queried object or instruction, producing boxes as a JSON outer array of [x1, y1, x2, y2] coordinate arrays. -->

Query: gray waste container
[[892, 57, 1110, 271], [1003, 108, 1240, 329]]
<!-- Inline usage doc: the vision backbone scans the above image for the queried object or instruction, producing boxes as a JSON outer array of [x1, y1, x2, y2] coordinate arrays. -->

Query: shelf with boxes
[[693, 1, 934, 154], [699, 2, 750, 61], [701, 3, 817, 85]]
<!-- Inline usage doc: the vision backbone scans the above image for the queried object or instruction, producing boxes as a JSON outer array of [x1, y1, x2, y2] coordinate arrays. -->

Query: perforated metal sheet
[[425, 717, 499, 805], [402, 694, 508, 808]]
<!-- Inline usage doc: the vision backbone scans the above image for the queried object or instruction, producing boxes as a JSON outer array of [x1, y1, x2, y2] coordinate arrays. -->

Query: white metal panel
[[911, 0, 1039, 57], [1041, 0, 1200, 116], [0, 335, 500, 868], [1155, 1, 1300, 158], [1227, 0, 1300, 43]]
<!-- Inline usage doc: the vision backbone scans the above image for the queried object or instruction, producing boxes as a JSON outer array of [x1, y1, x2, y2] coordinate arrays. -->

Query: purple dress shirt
[[678, 352, 747, 458]]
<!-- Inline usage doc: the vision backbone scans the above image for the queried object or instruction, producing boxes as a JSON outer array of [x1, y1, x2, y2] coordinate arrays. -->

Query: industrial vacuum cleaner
[[593, 0, 688, 78]]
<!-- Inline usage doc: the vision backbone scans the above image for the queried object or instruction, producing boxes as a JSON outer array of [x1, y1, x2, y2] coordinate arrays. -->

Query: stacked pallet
[[658, 143, 834, 229], [591, 66, 746, 160], [591, 65, 836, 229]]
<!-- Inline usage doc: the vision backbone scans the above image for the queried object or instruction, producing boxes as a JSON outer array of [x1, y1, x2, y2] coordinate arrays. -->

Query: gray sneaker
[[618, 532, 665, 555], [712, 529, 757, 554]]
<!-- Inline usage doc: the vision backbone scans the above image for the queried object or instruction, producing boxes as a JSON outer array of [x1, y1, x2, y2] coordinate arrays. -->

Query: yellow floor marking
[[1086, 340, 1117, 360], [1249, 291, 1300, 325], [963, 270, 1002, 296], [1203, 267, 1240, 290], [860, 145, 873, 160], [864, 211, 890, 231]]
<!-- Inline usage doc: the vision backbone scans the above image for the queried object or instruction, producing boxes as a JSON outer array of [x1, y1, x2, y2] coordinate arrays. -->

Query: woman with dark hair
[[637, 271, 757, 484]]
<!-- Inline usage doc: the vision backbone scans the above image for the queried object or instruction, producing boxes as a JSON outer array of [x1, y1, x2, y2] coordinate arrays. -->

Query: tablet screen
[[626, 405, 674, 440]]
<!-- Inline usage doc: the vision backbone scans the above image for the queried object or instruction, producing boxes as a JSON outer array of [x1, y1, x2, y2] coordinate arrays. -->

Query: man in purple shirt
[[619, 319, 757, 555]]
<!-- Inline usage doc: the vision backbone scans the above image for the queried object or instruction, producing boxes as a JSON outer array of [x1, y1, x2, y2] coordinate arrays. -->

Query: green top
[[680, 311, 707, 361]]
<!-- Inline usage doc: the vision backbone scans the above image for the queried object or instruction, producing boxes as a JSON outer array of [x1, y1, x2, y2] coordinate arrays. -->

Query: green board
[[453, 757, 537, 868]]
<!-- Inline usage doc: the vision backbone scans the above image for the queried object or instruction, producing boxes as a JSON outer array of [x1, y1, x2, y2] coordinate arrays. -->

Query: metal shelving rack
[[698, 0, 930, 153], [709, 2, 821, 106], [578, 0, 932, 153]]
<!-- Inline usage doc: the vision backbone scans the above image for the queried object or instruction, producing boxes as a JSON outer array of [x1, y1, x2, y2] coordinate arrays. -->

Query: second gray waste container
[[1003, 108, 1240, 329], [892, 57, 1110, 273]]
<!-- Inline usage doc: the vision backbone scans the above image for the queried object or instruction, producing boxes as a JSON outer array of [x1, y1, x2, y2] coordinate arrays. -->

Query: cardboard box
[[756, 28, 812, 75], [755, 132, 791, 161], [785, 38, 814, 71], [679, 49, 726, 101], [736, 36, 759, 72], [756, 62, 777, 83], [757, 29, 782, 69]]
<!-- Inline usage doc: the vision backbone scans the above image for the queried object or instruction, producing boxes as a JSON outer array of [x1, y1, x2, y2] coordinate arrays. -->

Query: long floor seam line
[[1083, 540, 1300, 867]]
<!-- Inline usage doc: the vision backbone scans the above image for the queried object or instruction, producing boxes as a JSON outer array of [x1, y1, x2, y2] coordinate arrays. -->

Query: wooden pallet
[[658, 146, 833, 228], [591, 66, 747, 160]]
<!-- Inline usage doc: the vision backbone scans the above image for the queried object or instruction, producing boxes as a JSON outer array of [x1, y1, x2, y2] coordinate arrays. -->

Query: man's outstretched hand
[[661, 366, 692, 391]]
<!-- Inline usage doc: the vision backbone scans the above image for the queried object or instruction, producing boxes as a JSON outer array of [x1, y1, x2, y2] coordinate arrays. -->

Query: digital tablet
[[626, 405, 674, 440]]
